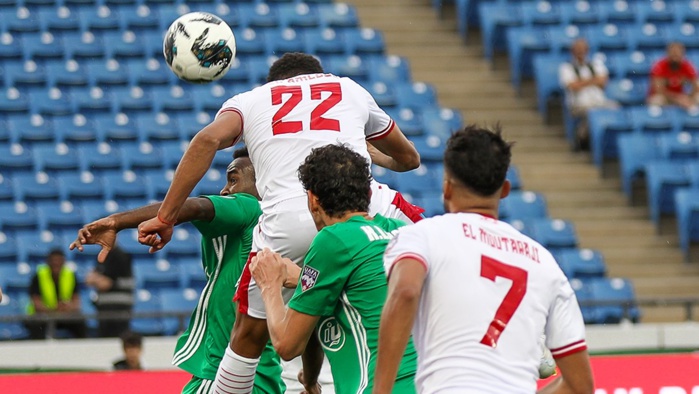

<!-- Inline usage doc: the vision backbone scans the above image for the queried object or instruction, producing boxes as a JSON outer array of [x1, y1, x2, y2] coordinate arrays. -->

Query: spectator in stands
[[648, 42, 699, 111], [559, 38, 617, 148], [85, 246, 134, 338], [113, 331, 144, 371], [26, 249, 86, 339]]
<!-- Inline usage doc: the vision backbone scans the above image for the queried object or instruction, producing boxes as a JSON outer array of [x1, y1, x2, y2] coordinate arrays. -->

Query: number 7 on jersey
[[479, 256, 528, 347]]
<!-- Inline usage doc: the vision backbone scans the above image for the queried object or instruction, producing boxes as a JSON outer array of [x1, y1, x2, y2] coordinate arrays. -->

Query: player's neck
[[446, 197, 499, 219], [319, 211, 370, 229]]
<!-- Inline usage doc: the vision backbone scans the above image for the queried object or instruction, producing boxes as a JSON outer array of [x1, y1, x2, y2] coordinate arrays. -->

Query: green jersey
[[172, 194, 284, 394], [288, 215, 418, 394]]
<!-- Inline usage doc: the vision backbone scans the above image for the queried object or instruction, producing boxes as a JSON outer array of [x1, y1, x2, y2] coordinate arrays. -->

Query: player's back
[[396, 213, 568, 393], [218, 74, 393, 212]]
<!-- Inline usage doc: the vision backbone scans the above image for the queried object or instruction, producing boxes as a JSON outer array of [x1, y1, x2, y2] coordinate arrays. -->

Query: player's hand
[[137, 217, 173, 253], [298, 369, 321, 394], [250, 248, 287, 291], [69, 217, 118, 263], [282, 257, 301, 288]]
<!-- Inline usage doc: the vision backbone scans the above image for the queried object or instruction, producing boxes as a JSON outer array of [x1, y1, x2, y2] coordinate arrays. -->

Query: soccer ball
[[163, 12, 236, 84]]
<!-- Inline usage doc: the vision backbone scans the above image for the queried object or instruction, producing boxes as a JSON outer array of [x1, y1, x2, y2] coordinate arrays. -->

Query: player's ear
[[443, 177, 452, 201], [306, 190, 319, 213], [499, 180, 511, 200]]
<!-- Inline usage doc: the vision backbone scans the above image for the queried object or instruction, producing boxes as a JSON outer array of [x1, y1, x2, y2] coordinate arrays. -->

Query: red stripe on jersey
[[233, 252, 257, 315], [391, 191, 426, 223], [388, 252, 429, 278], [552, 343, 587, 359], [550, 340, 587, 358], [366, 119, 395, 141], [216, 108, 245, 144]]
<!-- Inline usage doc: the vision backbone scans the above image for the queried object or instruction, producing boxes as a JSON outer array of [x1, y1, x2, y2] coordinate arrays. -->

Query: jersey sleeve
[[544, 276, 587, 359], [192, 194, 261, 239], [356, 83, 394, 141], [591, 58, 609, 78], [383, 224, 430, 278], [215, 94, 245, 145], [558, 63, 576, 89], [287, 231, 350, 317]]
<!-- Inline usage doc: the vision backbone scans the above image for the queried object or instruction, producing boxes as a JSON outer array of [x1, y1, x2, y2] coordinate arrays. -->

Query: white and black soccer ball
[[163, 12, 236, 84]]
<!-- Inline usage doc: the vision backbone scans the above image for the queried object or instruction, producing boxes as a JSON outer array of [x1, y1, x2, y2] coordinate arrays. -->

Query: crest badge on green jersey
[[301, 265, 319, 292], [318, 317, 345, 352]]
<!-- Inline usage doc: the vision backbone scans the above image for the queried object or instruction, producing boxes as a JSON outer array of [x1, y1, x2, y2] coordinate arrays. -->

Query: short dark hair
[[267, 52, 324, 82], [48, 249, 65, 258], [444, 124, 513, 197], [120, 331, 143, 348], [233, 146, 249, 159], [298, 144, 371, 217]]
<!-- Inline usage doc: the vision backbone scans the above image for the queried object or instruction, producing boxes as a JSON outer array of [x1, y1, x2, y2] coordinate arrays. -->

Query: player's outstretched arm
[[251, 249, 320, 361], [299, 331, 324, 394], [138, 111, 242, 251], [70, 198, 215, 261], [537, 350, 594, 394], [369, 123, 420, 172], [373, 258, 426, 394]]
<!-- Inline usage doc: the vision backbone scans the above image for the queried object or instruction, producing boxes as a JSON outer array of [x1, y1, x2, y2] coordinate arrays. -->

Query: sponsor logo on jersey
[[301, 265, 319, 292], [318, 317, 345, 352]]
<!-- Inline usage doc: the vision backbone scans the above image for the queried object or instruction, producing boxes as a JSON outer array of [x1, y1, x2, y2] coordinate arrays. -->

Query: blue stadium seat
[[46, 60, 90, 89], [4, 60, 47, 88], [37, 201, 85, 232], [144, 169, 174, 200], [629, 106, 678, 134], [73, 86, 114, 116], [345, 28, 385, 56], [233, 28, 268, 58], [8, 114, 54, 145], [78, 143, 123, 174], [499, 191, 548, 222], [395, 82, 438, 111], [680, 108, 699, 132], [122, 142, 165, 171], [220, 57, 252, 84], [80, 200, 122, 223], [175, 112, 213, 141], [357, 80, 396, 108], [104, 30, 147, 60], [53, 114, 98, 145], [104, 171, 151, 202], [667, 23, 699, 50], [0, 87, 29, 114], [587, 24, 629, 54], [161, 288, 200, 335], [13, 172, 61, 203], [166, 226, 200, 261], [410, 134, 445, 162], [507, 25, 552, 93], [195, 169, 226, 196], [370, 165, 397, 189], [588, 108, 633, 168], [16, 231, 65, 264], [58, 172, 107, 202], [0, 294, 31, 340], [120, 4, 160, 31], [560, 1, 601, 26], [325, 55, 368, 82], [393, 163, 441, 198], [95, 113, 140, 143], [658, 132, 699, 161], [4, 7, 41, 34], [588, 277, 640, 323], [279, 3, 320, 30], [80, 289, 98, 332], [479, 1, 523, 62], [117, 228, 155, 259], [609, 51, 653, 82], [141, 30, 166, 60], [130, 289, 164, 336], [38, 7, 82, 33], [0, 174, 12, 202], [533, 53, 565, 119], [0, 33, 22, 62], [62, 31, 108, 60], [151, 85, 195, 115], [318, 3, 358, 29], [628, 23, 668, 51], [180, 260, 208, 289], [386, 108, 422, 137], [247, 55, 275, 84], [0, 233, 19, 264], [29, 88, 74, 117], [605, 78, 647, 106], [421, 107, 463, 140], [22, 32, 65, 62], [86, 58, 129, 87], [526, 218, 578, 252], [126, 58, 172, 87], [618, 133, 660, 202], [33, 144, 81, 174], [0, 143, 33, 174], [367, 55, 411, 85], [636, 1, 675, 25], [0, 261, 32, 293], [521, 1, 562, 26], [239, 3, 280, 29], [112, 86, 155, 116], [646, 161, 691, 230], [135, 260, 181, 291], [506, 166, 522, 191], [305, 28, 346, 56], [135, 112, 180, 142], [598, 1, 637, 25], [414, 191, 444, 218], [675, 187, 699, 261], [675, 1, 699, 23], [78, 6, 121, 31], [555, 248, 607, 279]]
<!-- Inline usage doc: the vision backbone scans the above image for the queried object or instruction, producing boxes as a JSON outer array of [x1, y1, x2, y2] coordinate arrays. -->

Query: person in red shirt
[[648, 42, 699, 110]]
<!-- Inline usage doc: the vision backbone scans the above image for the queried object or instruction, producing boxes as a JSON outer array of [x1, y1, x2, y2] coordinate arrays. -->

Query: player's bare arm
[[537, 350, 594, 394], [137, 111, 242, 251], [369, 123, 420, 172], [250, 249, 320, 361], [299, 333, 323, 394], [71, 197, 215, 261], [373, 258, 426, 394]]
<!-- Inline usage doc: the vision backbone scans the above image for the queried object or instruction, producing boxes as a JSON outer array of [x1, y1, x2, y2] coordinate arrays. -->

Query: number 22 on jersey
[[479, 255, 528, 348], [271, 82, 343, 135]]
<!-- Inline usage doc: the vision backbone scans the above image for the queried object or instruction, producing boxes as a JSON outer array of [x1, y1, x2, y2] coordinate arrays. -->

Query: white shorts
[[234, 182, 425, 319]]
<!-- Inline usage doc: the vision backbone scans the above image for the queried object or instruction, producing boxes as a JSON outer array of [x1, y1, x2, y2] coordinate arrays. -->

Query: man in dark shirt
[[113, 331, 144, 370], [27, 249, 86, 339], [85, 246, 134, 338]]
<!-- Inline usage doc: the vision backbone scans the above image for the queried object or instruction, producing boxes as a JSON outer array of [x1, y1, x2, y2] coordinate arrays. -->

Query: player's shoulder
[[372, 214, 407, 232], [206, 193, 261, 212]]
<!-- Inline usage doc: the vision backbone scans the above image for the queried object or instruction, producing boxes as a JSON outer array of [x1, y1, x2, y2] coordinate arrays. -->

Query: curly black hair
[[444, 124, 513, 197], [233, 146, 249, 159], [267, 52, 324, 82], [298, 144, 371, 218]]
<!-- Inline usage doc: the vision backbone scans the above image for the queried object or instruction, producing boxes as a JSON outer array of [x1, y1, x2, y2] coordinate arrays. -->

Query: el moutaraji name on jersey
[[463, 223, 541, 264]]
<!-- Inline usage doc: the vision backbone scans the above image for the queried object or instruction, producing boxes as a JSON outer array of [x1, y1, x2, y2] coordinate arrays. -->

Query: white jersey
[[384, 213, 587, 394], [217, 73, 394, 212]]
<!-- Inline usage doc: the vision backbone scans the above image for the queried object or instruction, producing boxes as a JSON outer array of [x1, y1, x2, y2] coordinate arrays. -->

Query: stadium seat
[[555, 248, 607, 279], [479, 1, 523, 62], [122, 142, 164, 171], [414, 191, 444, 218], [247, 56, 275, 84], [605, 78, 647, 106], [8, 114, 54, 145], [126, 58, 172, 87], [410, 134, 446, 162], [305, 28, 346, 56], [325, 54, 368, 81], [533, 53, 565, 119], [367, 55, 411, 85], [394, 164, 441, 198], [421, 107, 463, 140], [46, 60, 89, 89], [588, 108, 633, 168], [53, 115, 98, 145], [385, 107, 422, 137], [95, 113, 140, 143], [630, 106, 678, 134], [358, 81, 396, 108], [33, 144, 81, 175], [233, 28, 268, 58], [318, 3, 358, 29], [0, 143, 34, 174], [0, 202, 40, 234], [587, 24, 629, 55], [79, 200, 122, 224], [395, 82, 437, 111], [22, 32, 66, 62], [86, 59, 130, 87], [134, 112, 181, 142], [165, 227, 201, 261], [144, 169, 174, 200], [506, 166, 522, 191], [667, 23, 699, 50], [120, 4, 160, 31], [175, 112, 213, 141], [0, 86, 29, 115], [130, 289, 164, 336], [618, 133, 660, 202], [4, 7, 41, 34], [675, 187, 699, 261], [239, 3, 280, 30], [78, 143, 123, 174], [58, 172, 107, 202], [345, 28, 385, 56], [0, 233, 19, 264], [521, 1, 563, 26], [112, 86, 156, 116], [569, 278, 598, 324], [37, 201, 85, 232], [73, 87, 114, 116], [62, 31, 108, 60], [506, 25, 554, 93], [645, 161, 691, 230], [636, 1, 675, 25], [16, 231, 65, 264], [4, 60, 47, 89], [161, 288, 200, 335], [588, 277, 641, 324], [561, 1, 601, 26], [371, 165, 397, 189], [526, 218, 578, 252], [80, 289, 98, 332], [0, 174, 12, 202], [598, 1, 637, 25], [154, 85, 197, 115], [135, 260, 181, 291], [0, 294, 31, 340], [104, 171, 151, 202], [0, 32, 22, 62], [278, 3, 320, 30], [13, 172, 61, 203], [499, 191, 548, 222], [628, 23, 668, 51], [195, 169, 226, 196], [78, 6, 121, 31], [180, 260, 208, 290], [658, 132, 699, 162]]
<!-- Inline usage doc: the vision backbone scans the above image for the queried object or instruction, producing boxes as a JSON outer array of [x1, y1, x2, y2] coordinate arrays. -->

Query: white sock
[[212, 346, 260, 394]]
